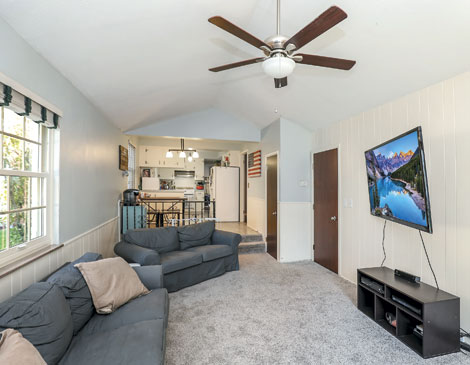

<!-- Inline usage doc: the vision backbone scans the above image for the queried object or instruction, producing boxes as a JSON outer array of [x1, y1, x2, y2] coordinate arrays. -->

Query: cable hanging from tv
[[419, 230, 439, 290], [381, 220, 387, 267]]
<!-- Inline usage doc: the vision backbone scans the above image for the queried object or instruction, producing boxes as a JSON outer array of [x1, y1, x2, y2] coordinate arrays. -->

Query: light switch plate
[[299, 180, 307, 187]]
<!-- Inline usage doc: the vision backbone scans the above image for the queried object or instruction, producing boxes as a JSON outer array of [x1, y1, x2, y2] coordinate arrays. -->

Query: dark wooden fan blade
[[285, 6, 347, 51], [296, 54, 356, 70], [209, 16, 271, 51], [209, 58, 264, 72], [274, 77, 288, 88]]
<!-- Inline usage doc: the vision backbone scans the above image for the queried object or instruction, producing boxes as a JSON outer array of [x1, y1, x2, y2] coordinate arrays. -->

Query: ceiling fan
[[208, 1, 356, 88]]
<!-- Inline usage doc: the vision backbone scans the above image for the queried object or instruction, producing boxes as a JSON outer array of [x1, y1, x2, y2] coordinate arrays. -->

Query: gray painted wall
[[0, 17, 129, 243], [246, 119, 280, 200], [246, 118, 312, 202], [128, 108, 261, 142], [279, 118, 312, 202]]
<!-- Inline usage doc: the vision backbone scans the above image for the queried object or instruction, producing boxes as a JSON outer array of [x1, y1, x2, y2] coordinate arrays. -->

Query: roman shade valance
[[0, 82, 59, 129]]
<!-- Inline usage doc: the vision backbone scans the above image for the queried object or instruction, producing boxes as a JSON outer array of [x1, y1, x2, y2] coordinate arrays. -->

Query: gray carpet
[[166, 254, 467, 365]]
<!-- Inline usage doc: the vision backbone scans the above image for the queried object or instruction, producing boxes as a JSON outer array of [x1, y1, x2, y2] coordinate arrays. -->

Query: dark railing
[[120, 199, 216, 234]]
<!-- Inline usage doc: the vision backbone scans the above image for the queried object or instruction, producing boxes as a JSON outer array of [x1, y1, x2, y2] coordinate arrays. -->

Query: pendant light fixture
[[166, 139, 198, 159]]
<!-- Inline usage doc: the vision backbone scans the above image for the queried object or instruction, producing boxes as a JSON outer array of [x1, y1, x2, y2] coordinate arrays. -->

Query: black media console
[[357, 267, 460, 359]]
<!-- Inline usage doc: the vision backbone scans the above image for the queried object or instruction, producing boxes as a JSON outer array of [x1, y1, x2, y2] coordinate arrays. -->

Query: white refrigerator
[[210, 166, 240, 222]]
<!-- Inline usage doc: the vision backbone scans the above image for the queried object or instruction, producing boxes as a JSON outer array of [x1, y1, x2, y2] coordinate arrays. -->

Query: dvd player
[[360, 276, 384, 295], [391, 294, 422, 315]]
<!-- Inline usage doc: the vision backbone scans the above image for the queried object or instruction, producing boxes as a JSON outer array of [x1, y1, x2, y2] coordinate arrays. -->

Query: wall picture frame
[[119, 145, 128, 171], [142, 168, 151, 178]]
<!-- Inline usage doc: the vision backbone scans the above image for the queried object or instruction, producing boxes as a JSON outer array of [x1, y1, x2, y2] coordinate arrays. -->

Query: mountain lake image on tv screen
[[365, 130, 428, 228]]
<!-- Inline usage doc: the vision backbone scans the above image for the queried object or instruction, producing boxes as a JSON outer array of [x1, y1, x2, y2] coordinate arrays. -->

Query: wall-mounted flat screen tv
[[364, 127, 432, 233]]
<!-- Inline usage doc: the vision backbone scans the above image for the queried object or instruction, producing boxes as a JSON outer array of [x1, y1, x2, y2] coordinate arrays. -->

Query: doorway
[[242, 152, 247, 222], [266, 154, 278, 260], [313, 148, 339, 273]]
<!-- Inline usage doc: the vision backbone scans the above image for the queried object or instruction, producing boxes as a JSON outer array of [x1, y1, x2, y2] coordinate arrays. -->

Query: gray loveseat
[[0, 252, 168, 365], [115, 221, 242, 292]]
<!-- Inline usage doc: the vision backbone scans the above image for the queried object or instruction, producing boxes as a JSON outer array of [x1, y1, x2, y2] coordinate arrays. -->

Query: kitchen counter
[[141, 190, 184, 199], [142, 189, 186, 193]]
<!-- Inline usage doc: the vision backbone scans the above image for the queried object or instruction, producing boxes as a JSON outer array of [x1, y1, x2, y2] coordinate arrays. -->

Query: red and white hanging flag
[[248, 150, 261, 178]]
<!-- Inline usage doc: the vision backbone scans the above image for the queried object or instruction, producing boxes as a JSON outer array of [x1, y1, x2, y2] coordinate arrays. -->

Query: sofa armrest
[[114, 241, 160, 265], [212, 230, 242, 254], [133, 265, 164, 290]]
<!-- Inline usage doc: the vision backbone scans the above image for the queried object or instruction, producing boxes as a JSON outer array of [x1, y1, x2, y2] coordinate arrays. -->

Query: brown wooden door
[[314, 149, 338, 273], [243, 153, 247, 222], [266, 155, 278, 259]]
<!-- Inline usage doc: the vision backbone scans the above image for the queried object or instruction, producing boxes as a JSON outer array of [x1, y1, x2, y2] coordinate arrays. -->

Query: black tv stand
[[357, 267, 460, 359]]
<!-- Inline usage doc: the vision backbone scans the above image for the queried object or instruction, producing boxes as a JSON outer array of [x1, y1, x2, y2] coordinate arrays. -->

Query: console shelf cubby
[[357, 267, 460, 359]]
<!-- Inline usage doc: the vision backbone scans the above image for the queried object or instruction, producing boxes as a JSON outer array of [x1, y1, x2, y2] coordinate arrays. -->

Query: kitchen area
[[122, 139, 241, 231]]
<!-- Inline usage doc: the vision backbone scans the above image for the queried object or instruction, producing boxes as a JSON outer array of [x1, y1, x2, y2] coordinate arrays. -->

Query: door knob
[[272, 211, 277, 216], [330, 216, 337, 222]]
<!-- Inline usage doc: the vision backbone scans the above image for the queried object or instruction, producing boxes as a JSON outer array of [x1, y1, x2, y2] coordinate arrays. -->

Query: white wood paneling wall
[[279, 202, 312, 263], [0, 217, 118, 302], [313, 71, 470, 330], [247, 197, 265, 236]]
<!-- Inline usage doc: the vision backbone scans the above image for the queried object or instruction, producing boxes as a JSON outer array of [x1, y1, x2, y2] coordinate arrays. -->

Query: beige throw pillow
[[0, 329, 46, 365], [75, 257, 150, 314]]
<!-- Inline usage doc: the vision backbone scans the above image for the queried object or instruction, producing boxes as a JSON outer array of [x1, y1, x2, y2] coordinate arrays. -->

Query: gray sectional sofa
[[0, 253, 168, 365], [115, 221, 242, 292]]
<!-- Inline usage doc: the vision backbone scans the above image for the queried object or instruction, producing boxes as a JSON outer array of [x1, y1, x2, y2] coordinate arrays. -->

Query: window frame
[[0, 107, 55, 267], [127, 141, 136, 189]]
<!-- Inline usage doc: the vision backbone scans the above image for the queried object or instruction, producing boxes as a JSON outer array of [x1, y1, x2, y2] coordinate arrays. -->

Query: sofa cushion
[[47, 252, 102, 335], [186, 244, 233, 262], [177, 221, 215, 250], [59, 320, 165, 365], [160, 251, 203, 274], [80, 289, 169, 336], [75, 257, 150, 314], [125, 226, 179, 253], [71, 252, 103, 266], [0, 282, 73, 364], [0, 329, 46, 365]]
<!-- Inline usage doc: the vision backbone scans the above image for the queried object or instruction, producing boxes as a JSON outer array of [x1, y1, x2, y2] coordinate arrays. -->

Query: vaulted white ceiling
[[1, 0, 470, 134]]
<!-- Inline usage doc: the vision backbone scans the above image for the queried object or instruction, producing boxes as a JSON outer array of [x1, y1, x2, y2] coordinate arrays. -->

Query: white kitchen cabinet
[[140, 146, 201, 170], [166, 155, 184, 168], [139, 146, 149, 166], [195, 190, 204, 201], [183, 159, 204, 179], [158, 168, 174, 179], [139, 146, 161, 167], [184, 160, 195, 171], [140, 146, 181, 167], [195, 159, 204, 180]]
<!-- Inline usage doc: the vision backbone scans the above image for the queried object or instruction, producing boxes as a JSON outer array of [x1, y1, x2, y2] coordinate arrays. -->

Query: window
[[127, 142, 136, 189], [0, 107, 52, 255]]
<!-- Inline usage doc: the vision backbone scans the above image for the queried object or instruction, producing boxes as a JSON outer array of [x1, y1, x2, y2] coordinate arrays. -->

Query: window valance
[[0, 82, 59, 129]]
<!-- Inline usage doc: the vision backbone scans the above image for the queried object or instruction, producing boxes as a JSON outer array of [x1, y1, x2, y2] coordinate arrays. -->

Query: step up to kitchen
[[240, 233, 264, 243], [238, 241, 266, 254]]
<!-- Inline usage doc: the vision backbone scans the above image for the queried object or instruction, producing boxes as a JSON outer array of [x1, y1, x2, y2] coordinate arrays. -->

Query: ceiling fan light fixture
[[262, 55, 295, 79]]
